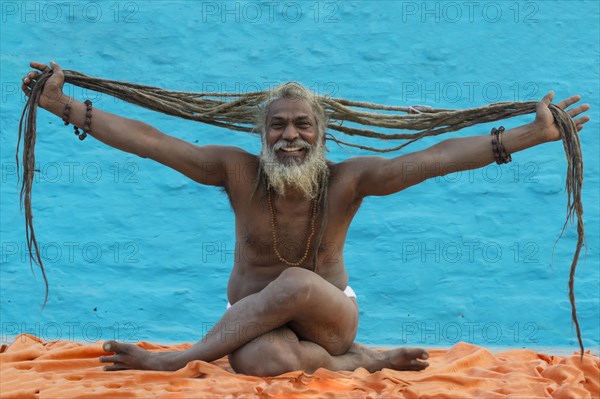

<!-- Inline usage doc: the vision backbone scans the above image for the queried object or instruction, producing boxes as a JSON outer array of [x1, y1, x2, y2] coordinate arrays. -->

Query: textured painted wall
[[1, 0, 598, 351]]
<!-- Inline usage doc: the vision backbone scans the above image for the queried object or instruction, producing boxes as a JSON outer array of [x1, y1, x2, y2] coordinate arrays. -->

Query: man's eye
[[271, 124, 283, 128]]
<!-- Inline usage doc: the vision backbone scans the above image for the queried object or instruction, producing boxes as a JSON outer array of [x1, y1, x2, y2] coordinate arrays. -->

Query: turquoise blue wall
[[1, 1, 598, 351]]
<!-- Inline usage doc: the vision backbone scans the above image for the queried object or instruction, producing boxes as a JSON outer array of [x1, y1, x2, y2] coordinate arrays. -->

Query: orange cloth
[[1, 334, 598, 399]]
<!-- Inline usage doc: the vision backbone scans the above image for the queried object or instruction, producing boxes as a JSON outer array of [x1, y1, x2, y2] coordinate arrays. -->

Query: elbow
[[429, 140, 468, 178], [423, 145, 446, 179]]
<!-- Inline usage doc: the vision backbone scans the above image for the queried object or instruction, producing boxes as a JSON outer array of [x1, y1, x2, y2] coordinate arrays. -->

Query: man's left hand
[[534, 91, 590, 143]]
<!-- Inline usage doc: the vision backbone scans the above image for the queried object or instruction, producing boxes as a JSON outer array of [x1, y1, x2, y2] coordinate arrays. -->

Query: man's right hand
[[21, 61, 65, 109]]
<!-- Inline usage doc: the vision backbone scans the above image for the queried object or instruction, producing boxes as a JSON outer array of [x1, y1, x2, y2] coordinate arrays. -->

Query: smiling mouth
[[279, 147, 305, 155]]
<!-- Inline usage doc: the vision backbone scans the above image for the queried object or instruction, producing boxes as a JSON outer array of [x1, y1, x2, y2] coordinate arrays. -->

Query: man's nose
[[282, 123, 299, 141]]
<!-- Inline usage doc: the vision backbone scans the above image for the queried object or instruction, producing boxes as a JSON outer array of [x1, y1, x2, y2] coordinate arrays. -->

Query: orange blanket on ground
[[1, 334, 598, 399]]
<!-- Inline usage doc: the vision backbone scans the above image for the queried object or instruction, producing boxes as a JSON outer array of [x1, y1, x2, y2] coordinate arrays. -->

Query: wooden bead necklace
[[267, 187, 318, 266]]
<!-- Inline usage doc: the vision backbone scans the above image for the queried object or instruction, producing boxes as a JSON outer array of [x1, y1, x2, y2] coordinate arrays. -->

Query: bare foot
[[346, 343, 429, 372], [381, 346, 429, 371], [100, 341, 180, 371]]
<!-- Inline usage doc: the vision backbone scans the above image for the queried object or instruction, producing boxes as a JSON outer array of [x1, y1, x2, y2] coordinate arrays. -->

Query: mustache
[[272, 139, 312, 151]]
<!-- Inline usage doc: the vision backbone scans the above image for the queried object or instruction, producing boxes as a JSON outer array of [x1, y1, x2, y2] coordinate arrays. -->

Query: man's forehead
[[267, 97, 315, 120], [270, 113, 312, 120]]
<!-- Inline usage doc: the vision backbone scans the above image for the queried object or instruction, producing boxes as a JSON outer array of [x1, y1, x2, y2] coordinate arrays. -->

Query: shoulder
[[332, 155, 404, 198], [215, 146, 260, 190], [326, 157, 377, 197], [185, 144, 259, 188]]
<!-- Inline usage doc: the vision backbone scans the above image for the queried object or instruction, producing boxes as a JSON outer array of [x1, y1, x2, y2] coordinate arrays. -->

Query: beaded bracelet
[[62, 101, 71, 125], [496, 126, 512, 163], [80, 99, 93, 141], [62, 100, 92, 141], [491, 126, 512, 164]]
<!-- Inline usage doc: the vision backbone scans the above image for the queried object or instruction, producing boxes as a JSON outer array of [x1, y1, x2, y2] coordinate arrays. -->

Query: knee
[[229, 340, 301, 377], [270, 267, 315, 309]]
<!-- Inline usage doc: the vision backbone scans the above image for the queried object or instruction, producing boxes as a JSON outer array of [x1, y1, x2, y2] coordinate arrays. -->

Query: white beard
[[259, 139, 328, 199]]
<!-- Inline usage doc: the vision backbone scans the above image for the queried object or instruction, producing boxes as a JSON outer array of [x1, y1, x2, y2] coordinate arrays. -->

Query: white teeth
[[281, 147, 302, 152]]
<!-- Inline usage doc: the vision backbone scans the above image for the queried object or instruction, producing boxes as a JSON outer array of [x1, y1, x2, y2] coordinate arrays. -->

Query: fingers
[[561, 98, 590, 133], [540, 90, 555, 106], [24, 61, 60, 84], [29, 61, 52, 73], [556, 94, 581, 110], [21, 70, 41, 96], [539, 91, 586, 110], [542, 91, 591, 120], [21, 72, 37, 96], [23, 70, 40, 84], [21, 80, 31, 96], [22, 60, 56, 96], [567, 103, 590, 118], [50, 60, 63, 75], [573, 115, 590, 129]]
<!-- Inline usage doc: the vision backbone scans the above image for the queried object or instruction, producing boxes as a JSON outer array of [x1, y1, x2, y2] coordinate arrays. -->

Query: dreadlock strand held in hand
[[17, 70, 54, 310], [17, 68, 586, 356]]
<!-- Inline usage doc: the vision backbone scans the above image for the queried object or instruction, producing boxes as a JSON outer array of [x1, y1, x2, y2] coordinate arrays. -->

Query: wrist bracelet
[[491, 126, 512, 164], [61, 99, 92, 141], [62, 101, 71, 126], [80, 100, 93, 141], [496, 126, 512, 163]]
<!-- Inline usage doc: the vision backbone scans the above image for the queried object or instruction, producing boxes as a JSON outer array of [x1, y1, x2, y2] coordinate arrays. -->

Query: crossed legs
[[100, 267, 429, 375], [228, 326, 430, 376]]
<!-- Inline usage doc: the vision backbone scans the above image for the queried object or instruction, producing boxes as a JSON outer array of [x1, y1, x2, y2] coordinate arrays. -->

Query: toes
[[402, 347, 429, 360], [103, 363, 131, 372], [394, 347, 429, 371], [99, 355, 119, 363], [103, 340, 115, 352], [103, 340, 127, 353], [409, 359, 430, 370]]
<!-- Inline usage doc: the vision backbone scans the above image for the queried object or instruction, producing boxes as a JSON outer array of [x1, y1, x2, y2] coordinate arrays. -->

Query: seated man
[[21, 61, 590, 376]]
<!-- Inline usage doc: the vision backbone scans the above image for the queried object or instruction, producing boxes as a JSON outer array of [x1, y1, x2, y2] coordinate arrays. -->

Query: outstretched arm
[[22, 61, 242, 187], [352, 91, 590, 197]]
